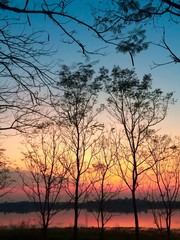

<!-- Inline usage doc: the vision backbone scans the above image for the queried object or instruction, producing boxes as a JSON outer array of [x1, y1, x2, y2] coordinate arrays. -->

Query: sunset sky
[[1, 4, 180, 239], [2, 0, 180, 167]]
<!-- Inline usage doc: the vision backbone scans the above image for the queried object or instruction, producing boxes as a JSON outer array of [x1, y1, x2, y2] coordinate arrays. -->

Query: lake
[[0, 210, 180, 229]]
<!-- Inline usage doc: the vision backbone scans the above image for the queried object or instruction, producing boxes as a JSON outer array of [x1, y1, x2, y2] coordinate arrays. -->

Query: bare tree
[[20, 124, 67, 239], [146, 135, 180, 240], [0, 10, 56, 133], [99, 66, 174, 240], [0, 0, 119, 56], [49, 63, 103, 240], [151, 30, 180, 68], [0, 147, 13, 197], [90, 132, 120, 240]]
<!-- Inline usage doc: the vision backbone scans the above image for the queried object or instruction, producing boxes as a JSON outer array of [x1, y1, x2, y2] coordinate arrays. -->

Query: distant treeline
[[0, 198, 180, 214]]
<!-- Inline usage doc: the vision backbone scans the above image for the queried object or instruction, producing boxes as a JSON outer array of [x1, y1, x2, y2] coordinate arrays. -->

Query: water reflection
[[0, 210, 179, 229]]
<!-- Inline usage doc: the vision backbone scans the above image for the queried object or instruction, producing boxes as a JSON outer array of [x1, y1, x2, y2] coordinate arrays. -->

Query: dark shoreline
[[0, 198, 180, 214]]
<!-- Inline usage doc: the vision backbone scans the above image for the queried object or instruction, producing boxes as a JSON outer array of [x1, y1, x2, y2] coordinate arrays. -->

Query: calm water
[[0, 210, 179, 229]]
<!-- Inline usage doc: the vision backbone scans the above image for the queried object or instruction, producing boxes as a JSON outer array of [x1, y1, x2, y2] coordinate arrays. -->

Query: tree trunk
[[42, 225, 48, 240], [73, 177, 79, 240], [100, 205, 104, 240], [166, 213, 171, 240], [99, 222, 104, 240], [132, 189, 139, 240]]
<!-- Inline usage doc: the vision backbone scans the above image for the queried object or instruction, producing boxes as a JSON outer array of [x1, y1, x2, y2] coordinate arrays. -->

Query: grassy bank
[[0, 227, 180, 240]]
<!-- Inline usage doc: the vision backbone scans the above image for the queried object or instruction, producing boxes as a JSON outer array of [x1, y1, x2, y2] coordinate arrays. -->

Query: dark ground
[[0, 227, 180, 240]]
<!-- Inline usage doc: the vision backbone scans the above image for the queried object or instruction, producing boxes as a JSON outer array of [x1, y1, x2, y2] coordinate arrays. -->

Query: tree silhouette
[[147, 134, 180, 240], [0, 4, 56, 133], [100, 66, 174, 240], [0, 147, 13, 198], [90, 132, 120, 240], [20, 124, 67, 239], [48, 63, 103, 240]]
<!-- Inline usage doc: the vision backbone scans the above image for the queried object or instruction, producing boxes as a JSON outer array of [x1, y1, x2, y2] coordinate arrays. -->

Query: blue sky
[[2, 0, 180, 164], [47, 0, 180, 136]]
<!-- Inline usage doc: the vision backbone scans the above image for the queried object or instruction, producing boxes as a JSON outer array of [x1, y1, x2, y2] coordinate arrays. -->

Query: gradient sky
[[42, 0, 180, 136], [2, 0, 180, 168]]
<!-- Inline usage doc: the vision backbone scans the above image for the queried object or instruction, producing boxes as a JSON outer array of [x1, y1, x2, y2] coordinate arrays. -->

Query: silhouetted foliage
[[94, 0, 180, 66]]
